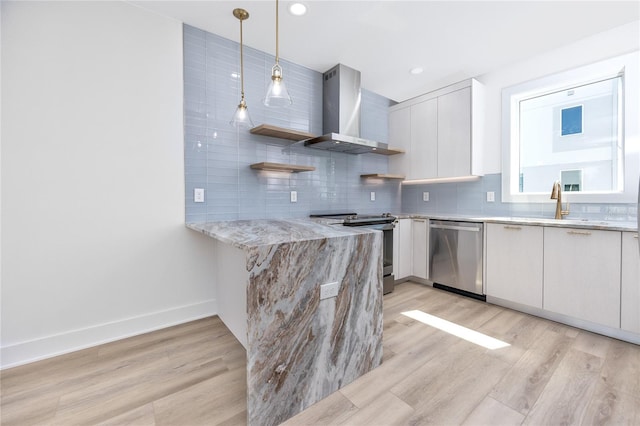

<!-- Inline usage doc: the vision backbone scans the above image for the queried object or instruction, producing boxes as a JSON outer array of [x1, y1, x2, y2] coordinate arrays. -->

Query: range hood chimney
[[303, 64, 393, 154]]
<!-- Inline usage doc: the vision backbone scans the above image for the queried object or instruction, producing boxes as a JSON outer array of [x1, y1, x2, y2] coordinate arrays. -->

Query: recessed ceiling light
[[288, 2, 307, 16], [410, 67, 424, 75], [231, 72, 240, 79]]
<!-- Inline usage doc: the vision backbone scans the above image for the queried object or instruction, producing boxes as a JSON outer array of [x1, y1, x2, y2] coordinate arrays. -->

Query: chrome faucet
[[550, 181, 570, 219]]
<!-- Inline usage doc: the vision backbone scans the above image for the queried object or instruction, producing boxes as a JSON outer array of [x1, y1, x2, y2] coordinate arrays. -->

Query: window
[[561, 105, 583, 136], [502, 51, 639, 204], [518, 76, 621, 194]]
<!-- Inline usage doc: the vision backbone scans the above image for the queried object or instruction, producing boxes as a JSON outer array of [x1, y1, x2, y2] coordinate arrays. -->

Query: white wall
[[1, 1, 216, 369], [478, 20, 640, 174]]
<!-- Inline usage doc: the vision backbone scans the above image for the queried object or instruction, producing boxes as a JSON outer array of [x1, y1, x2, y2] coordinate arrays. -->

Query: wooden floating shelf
[[250, 124, 315, 142], [360, 174, 406, 180], [250, 162, 316, 173], [372, 147, 405, 156]]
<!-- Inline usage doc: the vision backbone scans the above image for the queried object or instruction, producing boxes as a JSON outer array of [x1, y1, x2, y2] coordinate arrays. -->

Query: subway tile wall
[[184, 24, 636, 224], [401, 173, 638, 222], [184, 25, 401, 223]]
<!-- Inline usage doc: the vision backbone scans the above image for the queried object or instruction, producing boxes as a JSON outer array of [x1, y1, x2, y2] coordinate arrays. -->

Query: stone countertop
[[187, 219, 374, 250], [193, 218, 383, 425], [393, 213, 638, 232]]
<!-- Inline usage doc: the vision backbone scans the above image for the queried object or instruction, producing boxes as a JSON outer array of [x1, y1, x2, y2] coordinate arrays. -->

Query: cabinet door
[[410, 99, 438, 179], [393, 220, 399, 281], [388, 107, 411, 177], [437, 87, 471, 178], [486, 224, 543, 308], [412, 219, 428, 279], [543, 227, 621, 328], [621, 232, 640, 333], [397, 219, 412, 280]]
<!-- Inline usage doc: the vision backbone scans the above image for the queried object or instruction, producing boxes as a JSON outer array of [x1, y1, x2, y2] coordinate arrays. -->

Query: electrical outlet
[[194, 188, 205, 203], [487, 191, 495, 202], [290, 191, 297, 203], [423, 192, 430, 202], [320, 282, 340, 300], [370, 191, 376, 201]]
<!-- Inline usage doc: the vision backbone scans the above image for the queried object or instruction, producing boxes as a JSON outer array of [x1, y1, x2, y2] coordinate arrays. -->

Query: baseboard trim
[[0, 299, 218, 370], [395, 276, 430, 286], [486, 296, 640, 345]]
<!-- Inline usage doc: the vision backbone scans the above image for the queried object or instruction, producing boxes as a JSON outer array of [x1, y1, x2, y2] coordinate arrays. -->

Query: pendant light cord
[[240, 17, 245, 101], [275, 0, 279, 64]]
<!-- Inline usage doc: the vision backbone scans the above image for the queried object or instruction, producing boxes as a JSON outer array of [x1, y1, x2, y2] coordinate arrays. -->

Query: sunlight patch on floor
[[401, 310, 510, 350]]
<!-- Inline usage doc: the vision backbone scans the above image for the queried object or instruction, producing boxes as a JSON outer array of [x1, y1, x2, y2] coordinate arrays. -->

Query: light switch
[[194, 188, 205, 203], [486, 191, 495, 202], [370, 191, 376, 201], [290, 191, 297, 203], [423, 192, 430, 202]]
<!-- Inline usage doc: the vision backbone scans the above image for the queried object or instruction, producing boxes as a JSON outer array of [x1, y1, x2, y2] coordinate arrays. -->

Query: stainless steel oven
[[310, 213, 396, 294], [345, 221, 395, 294]]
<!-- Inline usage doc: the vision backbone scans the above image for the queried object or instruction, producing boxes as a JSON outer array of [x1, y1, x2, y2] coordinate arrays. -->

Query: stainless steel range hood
[[303, 64, 394, 155]]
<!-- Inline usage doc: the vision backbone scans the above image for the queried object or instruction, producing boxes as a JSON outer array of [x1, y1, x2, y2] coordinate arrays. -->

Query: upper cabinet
[[389, 79, 484, 180], [388, 108, 411, 176], [437, 87, 473, 178], [411, 99, 438, 180]]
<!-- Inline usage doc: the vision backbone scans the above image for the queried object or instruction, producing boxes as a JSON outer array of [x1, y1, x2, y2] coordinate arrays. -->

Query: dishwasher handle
[[430, 223, 482, 232]]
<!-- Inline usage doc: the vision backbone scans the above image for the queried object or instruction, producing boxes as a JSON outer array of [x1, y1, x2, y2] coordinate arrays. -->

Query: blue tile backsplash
[[401, 173, 638, 222], [184, 24, 637, 224], [184, 25, 400, 222]]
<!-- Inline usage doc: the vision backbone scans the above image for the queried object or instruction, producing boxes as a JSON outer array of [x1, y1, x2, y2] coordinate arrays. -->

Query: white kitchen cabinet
[[393, 219, 399, 281], [485, 223, 543, 308], [437, 87, 472, 178], [410, 99, 438, 180], [389, 79, 483, 180], [396, 218, 412, 281], [412, 218, 428, 279], [621, 232, 640, 333], [388, 99, 437, 180], [388, 108, 411, 178], [543, 227, 621, 328]]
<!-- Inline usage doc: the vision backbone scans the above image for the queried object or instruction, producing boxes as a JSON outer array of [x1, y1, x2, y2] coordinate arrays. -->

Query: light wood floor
[[2, 281, 639, 425]]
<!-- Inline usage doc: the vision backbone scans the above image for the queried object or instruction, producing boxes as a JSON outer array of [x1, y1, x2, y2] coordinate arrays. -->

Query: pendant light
[[230, 8, 254, 128], [263, 0, 293, 107]]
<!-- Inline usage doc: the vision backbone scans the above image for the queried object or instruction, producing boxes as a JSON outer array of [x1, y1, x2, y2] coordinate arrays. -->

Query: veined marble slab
[[188, 219, 384, 426], [187, 219, 372, 250]]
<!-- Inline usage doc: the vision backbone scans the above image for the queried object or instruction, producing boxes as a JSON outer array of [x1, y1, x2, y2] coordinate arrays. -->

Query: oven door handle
[[355, 223, 394, 231]]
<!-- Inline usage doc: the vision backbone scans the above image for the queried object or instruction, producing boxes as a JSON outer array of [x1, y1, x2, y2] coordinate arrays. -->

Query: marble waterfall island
[[187, 219, 384, 425]]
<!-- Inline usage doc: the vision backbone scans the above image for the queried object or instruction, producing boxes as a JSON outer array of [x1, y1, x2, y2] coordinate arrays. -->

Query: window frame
[[501, 51, 639, 204]]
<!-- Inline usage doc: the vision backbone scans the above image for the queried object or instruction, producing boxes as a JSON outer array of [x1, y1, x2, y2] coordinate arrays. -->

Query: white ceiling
[[130, 1, 639, 102]]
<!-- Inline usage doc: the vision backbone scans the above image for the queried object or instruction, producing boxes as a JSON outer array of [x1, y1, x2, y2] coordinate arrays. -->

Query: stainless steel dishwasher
[[428, 220, 485, 300]]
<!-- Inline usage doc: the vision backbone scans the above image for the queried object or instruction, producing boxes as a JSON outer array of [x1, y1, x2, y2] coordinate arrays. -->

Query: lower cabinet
[[621, 231, 640, 333], [396, 218, 412, 280], [485, 223, 543, 308], [412, 219, 428, 279], [543, 227, 621, 329]]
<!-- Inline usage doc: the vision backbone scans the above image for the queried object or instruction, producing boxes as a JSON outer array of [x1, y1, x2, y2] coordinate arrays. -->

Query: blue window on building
[[561, 105, 583, 136]]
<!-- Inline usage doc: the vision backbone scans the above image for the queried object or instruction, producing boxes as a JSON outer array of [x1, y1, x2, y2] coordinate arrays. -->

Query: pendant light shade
[[263, 0, 292, 107], [231, 98, 253, 128], [231, 8, 254, 128]]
